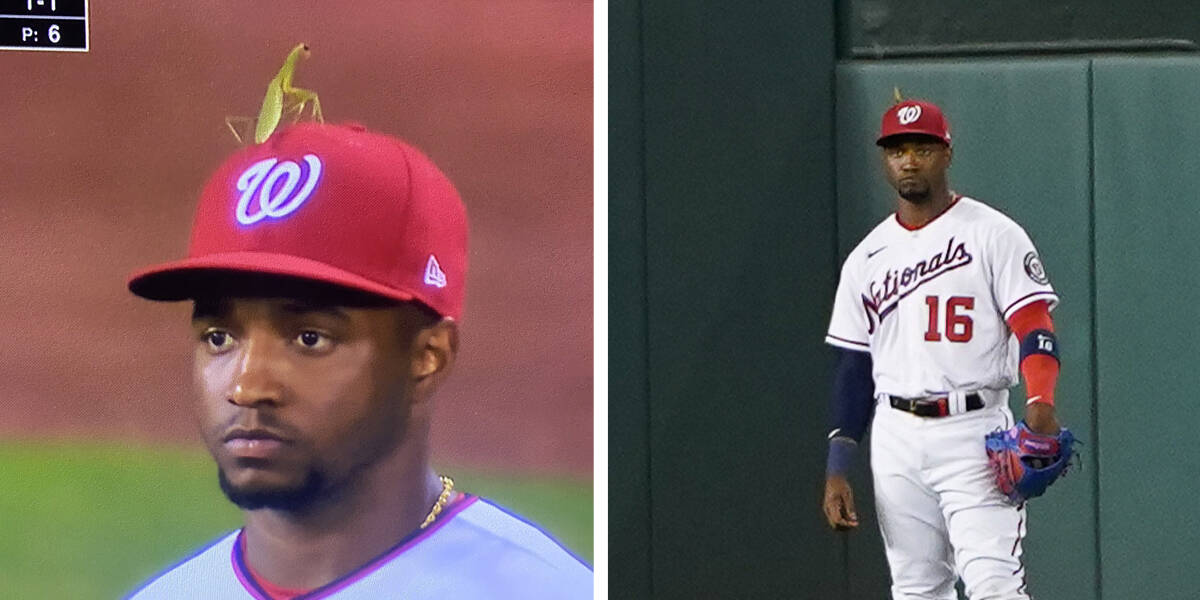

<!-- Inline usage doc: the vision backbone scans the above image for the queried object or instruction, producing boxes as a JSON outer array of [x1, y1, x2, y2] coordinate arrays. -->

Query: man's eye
[[204, 330, 234, 352], [296, 331, 331, 350]]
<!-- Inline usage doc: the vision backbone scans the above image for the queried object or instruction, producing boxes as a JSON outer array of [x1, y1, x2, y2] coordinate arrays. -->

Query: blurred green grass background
[[0, 440, 592, 599]]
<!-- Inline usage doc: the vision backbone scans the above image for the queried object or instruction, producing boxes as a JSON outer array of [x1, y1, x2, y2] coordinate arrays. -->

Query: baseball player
[[820, 99, 1069, 599], [123, 122, 592, 599]]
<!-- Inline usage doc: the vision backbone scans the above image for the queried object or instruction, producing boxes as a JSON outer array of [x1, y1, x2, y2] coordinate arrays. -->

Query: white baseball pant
[[870, 390, 1031, 600]]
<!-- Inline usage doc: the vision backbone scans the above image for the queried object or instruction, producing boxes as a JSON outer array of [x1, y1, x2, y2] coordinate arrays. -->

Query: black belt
[[889, 393, 983, 418]]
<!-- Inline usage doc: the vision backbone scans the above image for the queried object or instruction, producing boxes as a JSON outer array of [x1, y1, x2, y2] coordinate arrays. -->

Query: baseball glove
[[984, 421, 1076, 504]]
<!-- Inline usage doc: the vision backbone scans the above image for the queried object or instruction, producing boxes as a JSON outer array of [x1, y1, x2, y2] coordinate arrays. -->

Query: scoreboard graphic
[[0, 0, 87, 52]]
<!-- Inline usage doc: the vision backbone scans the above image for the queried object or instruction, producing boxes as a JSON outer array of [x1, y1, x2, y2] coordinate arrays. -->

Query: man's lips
[[222, 428, 286, 443], [222, 428, 290, 459]]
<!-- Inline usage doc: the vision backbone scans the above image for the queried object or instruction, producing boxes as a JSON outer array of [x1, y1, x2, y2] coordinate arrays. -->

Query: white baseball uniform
[[825, 196, 1057, 600]]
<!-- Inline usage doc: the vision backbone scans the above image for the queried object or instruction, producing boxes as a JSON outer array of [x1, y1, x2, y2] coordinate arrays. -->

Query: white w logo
[[897, 105, 922, 125], [235, 154, 323, 225]]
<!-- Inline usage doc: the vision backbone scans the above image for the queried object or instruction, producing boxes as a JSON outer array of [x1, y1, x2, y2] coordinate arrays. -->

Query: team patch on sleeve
[[1023, 252, 1049, 285]]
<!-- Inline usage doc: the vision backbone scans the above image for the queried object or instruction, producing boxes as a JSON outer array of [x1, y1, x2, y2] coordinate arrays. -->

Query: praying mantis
[[226, 43, 324, 145]]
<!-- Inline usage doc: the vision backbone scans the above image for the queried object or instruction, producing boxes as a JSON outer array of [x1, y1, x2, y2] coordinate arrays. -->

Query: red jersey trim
[[1002, 291, 1059, 322], [894, 193, 962, 231]]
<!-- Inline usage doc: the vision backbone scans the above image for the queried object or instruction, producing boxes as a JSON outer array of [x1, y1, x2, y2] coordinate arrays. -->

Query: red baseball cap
[[128, 122, 468, 320], [876, 100, 952, 146]]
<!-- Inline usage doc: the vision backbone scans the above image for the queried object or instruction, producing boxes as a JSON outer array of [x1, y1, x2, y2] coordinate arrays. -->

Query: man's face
[[879, 135, 952, 203], [190, 288, 430, 512]]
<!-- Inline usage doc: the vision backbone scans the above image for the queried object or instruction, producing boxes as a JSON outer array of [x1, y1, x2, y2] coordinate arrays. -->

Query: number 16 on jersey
[[924, 295, 974, 342]]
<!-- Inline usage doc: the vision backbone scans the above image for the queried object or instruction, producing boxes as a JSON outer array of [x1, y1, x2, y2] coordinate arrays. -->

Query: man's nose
[[228, 332, 285, 407]]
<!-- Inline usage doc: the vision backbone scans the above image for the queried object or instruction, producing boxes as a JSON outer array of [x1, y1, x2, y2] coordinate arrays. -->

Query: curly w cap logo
[[897, 105, 922, 125], [235, 154, 323, 225]]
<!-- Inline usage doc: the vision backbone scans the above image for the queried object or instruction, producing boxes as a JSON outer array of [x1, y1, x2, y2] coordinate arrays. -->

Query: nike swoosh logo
[[867, 246, 887, 259]]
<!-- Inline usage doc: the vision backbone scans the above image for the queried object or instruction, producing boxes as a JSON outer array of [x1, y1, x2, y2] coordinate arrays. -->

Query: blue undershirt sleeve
[[829, 348, 875, 443], [826, 348, 875, 476]]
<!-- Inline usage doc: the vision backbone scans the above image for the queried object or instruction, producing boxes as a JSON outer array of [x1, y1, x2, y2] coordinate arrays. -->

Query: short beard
[[899, 187, 931, 203], [218, 467, 326, 512]]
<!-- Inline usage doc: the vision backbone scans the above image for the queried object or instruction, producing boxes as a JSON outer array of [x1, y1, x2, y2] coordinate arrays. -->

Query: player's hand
[[823, 475, 859, 531], [1024, 402, 1060, 435]]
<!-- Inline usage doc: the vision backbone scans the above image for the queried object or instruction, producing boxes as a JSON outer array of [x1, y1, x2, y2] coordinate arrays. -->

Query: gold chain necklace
[[418, 475, 455, 530]]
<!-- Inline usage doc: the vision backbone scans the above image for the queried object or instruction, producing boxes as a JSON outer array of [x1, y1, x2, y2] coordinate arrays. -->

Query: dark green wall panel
[[835, 59, 1097, 600], [608, 0, 652, 597], [1092, 56, 1200, 600], [618, 8, 1200, 595], [837, 0, 1200, 58], [641, 2, 838, 597]]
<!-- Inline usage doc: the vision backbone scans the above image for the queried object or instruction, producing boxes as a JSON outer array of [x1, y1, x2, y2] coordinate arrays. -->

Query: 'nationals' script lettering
[[860, 237, 973, 334]]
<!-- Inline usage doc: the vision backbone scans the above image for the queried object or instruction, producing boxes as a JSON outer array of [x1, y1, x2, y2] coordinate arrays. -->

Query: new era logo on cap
[[424, 255, 447, 288], [127, 122, 470, 320]]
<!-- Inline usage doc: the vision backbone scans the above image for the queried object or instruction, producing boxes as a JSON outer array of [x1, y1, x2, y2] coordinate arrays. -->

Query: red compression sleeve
[[1007, 300, 1058, 406]]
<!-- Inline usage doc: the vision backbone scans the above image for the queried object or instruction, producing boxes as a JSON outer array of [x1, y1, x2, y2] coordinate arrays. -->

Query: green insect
[[226, 43, 324, 144]]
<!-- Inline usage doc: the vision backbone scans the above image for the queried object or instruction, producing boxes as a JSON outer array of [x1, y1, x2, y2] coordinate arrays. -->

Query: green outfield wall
[[613, 3, 1200, 596], [1090, 56, 1200, 599], [835, 0, 1200, 59], [609, 0, 653, 596], [609, 0, 840, 597]]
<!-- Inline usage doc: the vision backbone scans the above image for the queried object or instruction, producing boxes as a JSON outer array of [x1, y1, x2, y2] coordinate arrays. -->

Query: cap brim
[[876, 130, 951, 146], [127, 251, 419, 303]]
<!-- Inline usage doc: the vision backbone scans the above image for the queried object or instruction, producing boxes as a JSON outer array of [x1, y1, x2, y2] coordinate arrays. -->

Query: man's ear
[[411, 319, 459, 384]]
